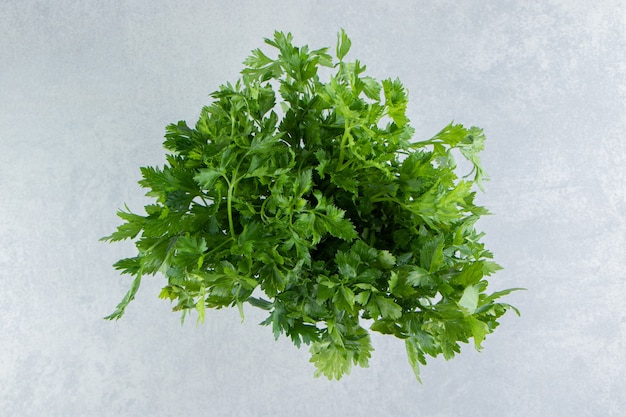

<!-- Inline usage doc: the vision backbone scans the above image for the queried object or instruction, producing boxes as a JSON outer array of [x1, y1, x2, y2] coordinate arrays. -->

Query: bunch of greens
[[102, 30, 520, 381]]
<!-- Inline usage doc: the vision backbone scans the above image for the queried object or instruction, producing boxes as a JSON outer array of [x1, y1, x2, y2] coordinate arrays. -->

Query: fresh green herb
[[102, 30, 521, 381]]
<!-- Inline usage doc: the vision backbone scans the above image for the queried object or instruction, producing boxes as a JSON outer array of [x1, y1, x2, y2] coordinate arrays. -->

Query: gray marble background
[[1, 1, 624, 416]]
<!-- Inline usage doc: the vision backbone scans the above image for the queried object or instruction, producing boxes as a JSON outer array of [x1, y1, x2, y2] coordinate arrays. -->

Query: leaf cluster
[[102, 30, 521, 381]]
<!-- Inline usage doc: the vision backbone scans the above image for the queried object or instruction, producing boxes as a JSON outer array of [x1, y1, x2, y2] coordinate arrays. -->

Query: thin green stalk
[[226, 160, 245, 239], [337, 124, 352, 169]]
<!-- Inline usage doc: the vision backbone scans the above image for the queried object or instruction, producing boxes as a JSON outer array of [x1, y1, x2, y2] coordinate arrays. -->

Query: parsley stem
[[227, 179, 236, 238], [369, 196, 396, 204], [226, 161, 244, 239], [205, 238, 230, 257], [337, 124, 352, 168]]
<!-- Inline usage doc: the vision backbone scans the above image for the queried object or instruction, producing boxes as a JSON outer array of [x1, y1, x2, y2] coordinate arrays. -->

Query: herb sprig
[[103, 30, 521, 381]]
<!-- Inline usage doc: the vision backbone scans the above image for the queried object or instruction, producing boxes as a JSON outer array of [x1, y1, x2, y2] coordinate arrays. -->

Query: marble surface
[[1, 1, 624, 415]]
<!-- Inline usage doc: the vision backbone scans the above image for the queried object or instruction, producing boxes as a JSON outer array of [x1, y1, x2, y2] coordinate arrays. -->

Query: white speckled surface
[[1, 1, 624, 415]]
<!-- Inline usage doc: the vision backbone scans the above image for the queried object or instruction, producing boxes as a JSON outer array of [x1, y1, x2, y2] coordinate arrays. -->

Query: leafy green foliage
[[102, 30, 522, 381]]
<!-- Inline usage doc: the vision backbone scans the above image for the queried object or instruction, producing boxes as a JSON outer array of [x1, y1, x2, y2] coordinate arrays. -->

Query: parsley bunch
[[103, 30, 520, 381]]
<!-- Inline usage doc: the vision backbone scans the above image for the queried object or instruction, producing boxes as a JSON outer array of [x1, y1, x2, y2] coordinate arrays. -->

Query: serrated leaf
[[382, 78, 409, 127], [454, 261, 485, 286], [196, 296, 206, 324], [194, 167, 222, 190], [317, 205, 357, 241], [310, 342, 351, 380], [375, 296, 402, 320], [112, 256, 142, 276], [377, 250, 396, 269], [420, 235, 445, 273], [294, 169, 313, 197], [333, 286, 355, 312], [405, 266, 432, 286], [467, 316, 489, 350], [389, 271, 416, 298], [483, 261, 503, 276], [483, 287, 526, 304], [104, 272, 142, 320], [354, 290, 371, 306], [458, 285, 480, 315], [243, 48, 273, 68], [247, 296, 273, 310], [405, 338, 423, 383], [336, 28, 351, 61], [361, 76, 381, 100]]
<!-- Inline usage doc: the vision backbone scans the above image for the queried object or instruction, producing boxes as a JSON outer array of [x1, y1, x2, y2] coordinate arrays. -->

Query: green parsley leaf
[[336, 28, 352, 61]]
